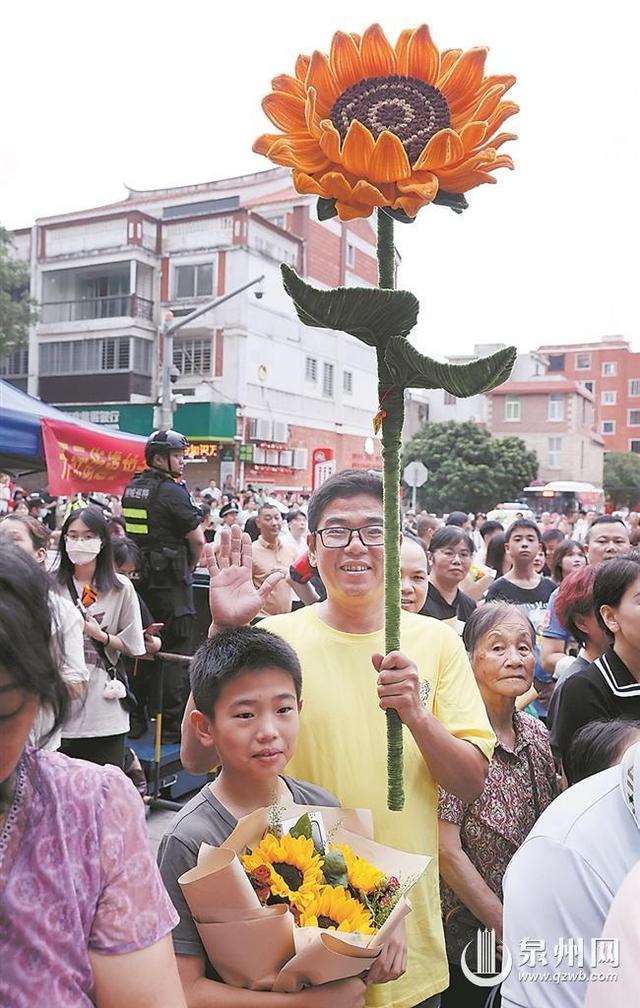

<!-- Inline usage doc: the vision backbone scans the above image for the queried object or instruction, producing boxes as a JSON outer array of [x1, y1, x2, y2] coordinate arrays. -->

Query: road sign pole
[[412, 484, 417, 511]]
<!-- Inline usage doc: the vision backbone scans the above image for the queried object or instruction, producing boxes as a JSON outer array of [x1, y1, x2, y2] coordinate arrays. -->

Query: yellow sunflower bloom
[[242, 834, 324, 911], [253, 23, 517, 221], [299, 885, 375, 935], [331, 843, 386, 895]]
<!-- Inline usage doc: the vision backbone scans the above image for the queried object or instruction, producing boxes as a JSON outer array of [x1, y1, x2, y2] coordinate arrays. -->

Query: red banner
[[41, 417, 146, 495]]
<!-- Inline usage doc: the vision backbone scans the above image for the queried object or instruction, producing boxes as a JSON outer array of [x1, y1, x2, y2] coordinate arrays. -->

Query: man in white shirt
[[501, 742, 640, 1008]]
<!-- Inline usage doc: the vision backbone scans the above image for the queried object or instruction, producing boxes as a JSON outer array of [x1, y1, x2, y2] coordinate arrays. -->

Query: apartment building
[[2, 167, 386, 489], [486, 377, 604, 484], [536, 336, 640, 454]]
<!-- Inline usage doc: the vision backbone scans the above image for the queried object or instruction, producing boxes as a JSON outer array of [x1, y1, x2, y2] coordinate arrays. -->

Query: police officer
[[122, 429, 204, 742]]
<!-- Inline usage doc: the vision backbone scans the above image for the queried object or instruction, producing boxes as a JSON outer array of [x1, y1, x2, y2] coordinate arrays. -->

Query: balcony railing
[[40, 294, 154, 324]]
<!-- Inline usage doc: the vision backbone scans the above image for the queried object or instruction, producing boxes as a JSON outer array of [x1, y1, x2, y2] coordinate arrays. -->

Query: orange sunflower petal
[[267, 136, 331, 173], [318, 121, 342, 162], [304, 87, 323, 138], [487, 131, 518, 151], [413, 128, 464, 170], [334, 199, 374, 221], [393, 192, 430, 217], [306, 51, 341, 118], [262, 92, 307, 133], [351, 178, 389, 206], [396, 173, 439, 200], [292, 170, 326, 197], [360, 23, 396, 77], [394, 29, 413, 75], [329, 31, 364, 92], [439, 48, 462, 77], [253, 133, 282, 156], [340, 119, 376, 177], [435, 166, 498, 191], [271, 74, 305, 99], [485, 102, 520, 138], [318, 170, 356, 203], [460, 84, 510, 127], [438, 48, 488, 111], [406, 25, 440, 85], [459, 121, 489, 150], [368, 131, 411, 183], [295, 54, 310, 82]]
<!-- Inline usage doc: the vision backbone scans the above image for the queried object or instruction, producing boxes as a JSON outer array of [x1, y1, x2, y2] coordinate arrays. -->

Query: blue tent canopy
[[0, 379, 145, 473]]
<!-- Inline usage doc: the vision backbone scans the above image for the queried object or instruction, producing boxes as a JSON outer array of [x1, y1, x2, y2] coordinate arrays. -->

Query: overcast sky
[[2, 1, 638, 356]]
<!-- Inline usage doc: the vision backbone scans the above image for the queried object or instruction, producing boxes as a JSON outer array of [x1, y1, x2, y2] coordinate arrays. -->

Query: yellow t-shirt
[[261, 606, 495, 1008]]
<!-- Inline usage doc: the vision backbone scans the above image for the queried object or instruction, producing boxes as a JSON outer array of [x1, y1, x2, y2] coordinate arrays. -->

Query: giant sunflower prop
[[242, 834, 324, 911], [254, 23, 518, 810], [299, 885, 375, 935]]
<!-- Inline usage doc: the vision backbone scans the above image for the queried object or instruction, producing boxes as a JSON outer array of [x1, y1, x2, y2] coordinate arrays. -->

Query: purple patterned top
[[0, 748, 178, 1007]]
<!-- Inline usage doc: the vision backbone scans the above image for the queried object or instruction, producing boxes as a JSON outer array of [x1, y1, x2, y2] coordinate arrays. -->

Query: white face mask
[[66, 538, 103, 565]]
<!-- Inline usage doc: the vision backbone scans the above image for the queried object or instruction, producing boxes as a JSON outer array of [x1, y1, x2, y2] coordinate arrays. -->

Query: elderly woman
[[438, 603, 558, 1006]]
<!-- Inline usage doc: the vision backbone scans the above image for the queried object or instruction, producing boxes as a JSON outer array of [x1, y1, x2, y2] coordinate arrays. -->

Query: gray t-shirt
[[157, 776, 339, 964]]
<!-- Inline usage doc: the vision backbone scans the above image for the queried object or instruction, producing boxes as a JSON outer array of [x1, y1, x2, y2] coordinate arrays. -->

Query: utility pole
[[158, 274, 265, 430]]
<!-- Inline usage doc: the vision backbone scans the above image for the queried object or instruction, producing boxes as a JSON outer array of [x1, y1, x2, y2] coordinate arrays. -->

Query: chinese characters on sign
[[41, 418, 145, 494]]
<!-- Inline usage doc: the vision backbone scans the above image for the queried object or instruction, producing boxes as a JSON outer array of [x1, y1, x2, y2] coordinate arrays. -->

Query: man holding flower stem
[[182, 470, 495, 1008]]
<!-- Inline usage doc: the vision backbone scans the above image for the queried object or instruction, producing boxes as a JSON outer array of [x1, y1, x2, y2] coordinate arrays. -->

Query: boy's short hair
[[190, 626, 302, 717], [505, 517, 541, 543]]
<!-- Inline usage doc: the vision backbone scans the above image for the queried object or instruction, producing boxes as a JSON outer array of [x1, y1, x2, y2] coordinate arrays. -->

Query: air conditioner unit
[[249, 417, 272, 441], [292, 448, 309, 470], [272, 421, 289, 444]]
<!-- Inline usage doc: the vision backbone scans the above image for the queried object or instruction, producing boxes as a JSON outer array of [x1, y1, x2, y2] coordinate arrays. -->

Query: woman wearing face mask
[[0, 514, 88, 750], [56, 507, 145, 769]]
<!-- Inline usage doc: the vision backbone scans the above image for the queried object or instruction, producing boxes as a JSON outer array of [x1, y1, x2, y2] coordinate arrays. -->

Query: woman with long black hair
[[56, 507, 144, 768]]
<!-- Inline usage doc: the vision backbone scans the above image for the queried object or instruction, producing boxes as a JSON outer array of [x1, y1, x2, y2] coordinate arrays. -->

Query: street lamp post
[[158, 274, 265, 430]]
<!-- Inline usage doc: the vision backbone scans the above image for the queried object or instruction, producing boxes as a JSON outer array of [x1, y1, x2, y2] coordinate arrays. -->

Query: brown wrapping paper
[[178, 805, 431, 993]]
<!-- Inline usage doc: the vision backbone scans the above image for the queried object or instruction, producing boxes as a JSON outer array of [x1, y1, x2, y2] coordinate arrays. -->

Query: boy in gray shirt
[[157, 626, 363, 1007]]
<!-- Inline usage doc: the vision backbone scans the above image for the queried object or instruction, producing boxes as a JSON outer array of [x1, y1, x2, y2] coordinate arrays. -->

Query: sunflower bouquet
[[178, 803, 429, 992]]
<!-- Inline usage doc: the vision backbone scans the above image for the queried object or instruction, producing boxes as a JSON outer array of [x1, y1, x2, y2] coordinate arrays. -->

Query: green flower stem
[[376, 209, 405, 812]]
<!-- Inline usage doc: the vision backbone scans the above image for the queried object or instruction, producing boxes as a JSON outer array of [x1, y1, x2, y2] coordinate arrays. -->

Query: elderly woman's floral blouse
[[438, 711, 558, 960]]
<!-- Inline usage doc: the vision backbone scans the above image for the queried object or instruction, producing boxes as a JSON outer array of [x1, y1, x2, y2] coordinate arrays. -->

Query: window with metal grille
[[629, 380, 640, 397], [629, 410, 640, 426], [548, 354, 565, 372], [39, 338, 130, 375], [548, 393, 564, 420], [343, 370, 353, 395], [575, 352, 591, 369], [132, 338, 153, 375], [601, 390, 616, 405], [322, 362, 334, 398], [548, 437, 562, 467], [173, 336, 213, 376], [602, 361, 617, 377], [0, 346, 28, 377], [305, 357, 317, 382], [174, 262, 215, 299], [630, 440, 640, 454], [505, 396, 520, 421], [601, 420, 616, 434]]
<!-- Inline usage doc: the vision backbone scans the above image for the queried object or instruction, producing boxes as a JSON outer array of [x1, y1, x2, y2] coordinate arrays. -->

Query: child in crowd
[[157, 626, 368, 1008]]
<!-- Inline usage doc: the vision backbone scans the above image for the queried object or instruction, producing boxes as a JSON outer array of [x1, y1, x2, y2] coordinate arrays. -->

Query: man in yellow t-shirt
[[182, 470, 495, 1008]]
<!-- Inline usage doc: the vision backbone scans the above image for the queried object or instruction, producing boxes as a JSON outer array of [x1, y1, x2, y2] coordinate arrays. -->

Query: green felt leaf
[[288, 813, 313, 841], [281, 264, 419, 347], [432, 190, 469, 214], [316, 197, 338, 221], [322, 849, 349, 888], [384, 338, 516, 396], [381, 206, 417, 225]]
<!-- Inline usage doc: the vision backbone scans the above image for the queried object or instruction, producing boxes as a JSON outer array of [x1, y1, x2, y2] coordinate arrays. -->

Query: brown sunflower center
[[330, 75, 451, 163], [317, 915, 339, 929], [273, 862, 304, 891]]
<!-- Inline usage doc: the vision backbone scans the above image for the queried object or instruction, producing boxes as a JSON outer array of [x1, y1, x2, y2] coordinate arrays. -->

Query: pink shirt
[[0, 749, 178, 1007]]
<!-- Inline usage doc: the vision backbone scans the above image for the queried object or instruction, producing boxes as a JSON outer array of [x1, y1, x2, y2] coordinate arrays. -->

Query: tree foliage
[[0, 226, 36, 358], [603, 452, 640, 510], [403, 421, 538, 514]]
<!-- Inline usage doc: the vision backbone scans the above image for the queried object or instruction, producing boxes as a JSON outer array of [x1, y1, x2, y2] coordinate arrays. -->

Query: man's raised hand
[[205, 525, 285, 633]]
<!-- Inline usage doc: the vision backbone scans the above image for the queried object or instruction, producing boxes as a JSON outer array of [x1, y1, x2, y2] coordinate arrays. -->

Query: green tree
[[603, 452, 640, 510], [403, 421, 538, 513], [0, 226, 37, 358]]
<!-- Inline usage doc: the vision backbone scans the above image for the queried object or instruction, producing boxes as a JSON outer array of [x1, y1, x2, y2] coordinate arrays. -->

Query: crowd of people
[[2, 449, 640, 1008]]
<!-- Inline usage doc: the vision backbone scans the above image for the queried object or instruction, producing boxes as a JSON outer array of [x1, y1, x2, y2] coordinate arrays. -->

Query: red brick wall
[[353, 248, 378, 284], [307, 221, 342, 287], [538, 344, 640, 452]]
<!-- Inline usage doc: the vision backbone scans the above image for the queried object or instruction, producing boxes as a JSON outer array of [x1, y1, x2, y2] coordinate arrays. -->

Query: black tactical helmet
[[145, 429, 189, 466]]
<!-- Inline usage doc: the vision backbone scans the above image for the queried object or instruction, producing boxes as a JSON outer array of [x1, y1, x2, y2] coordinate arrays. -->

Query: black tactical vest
[[121, 469, 165, 551]]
